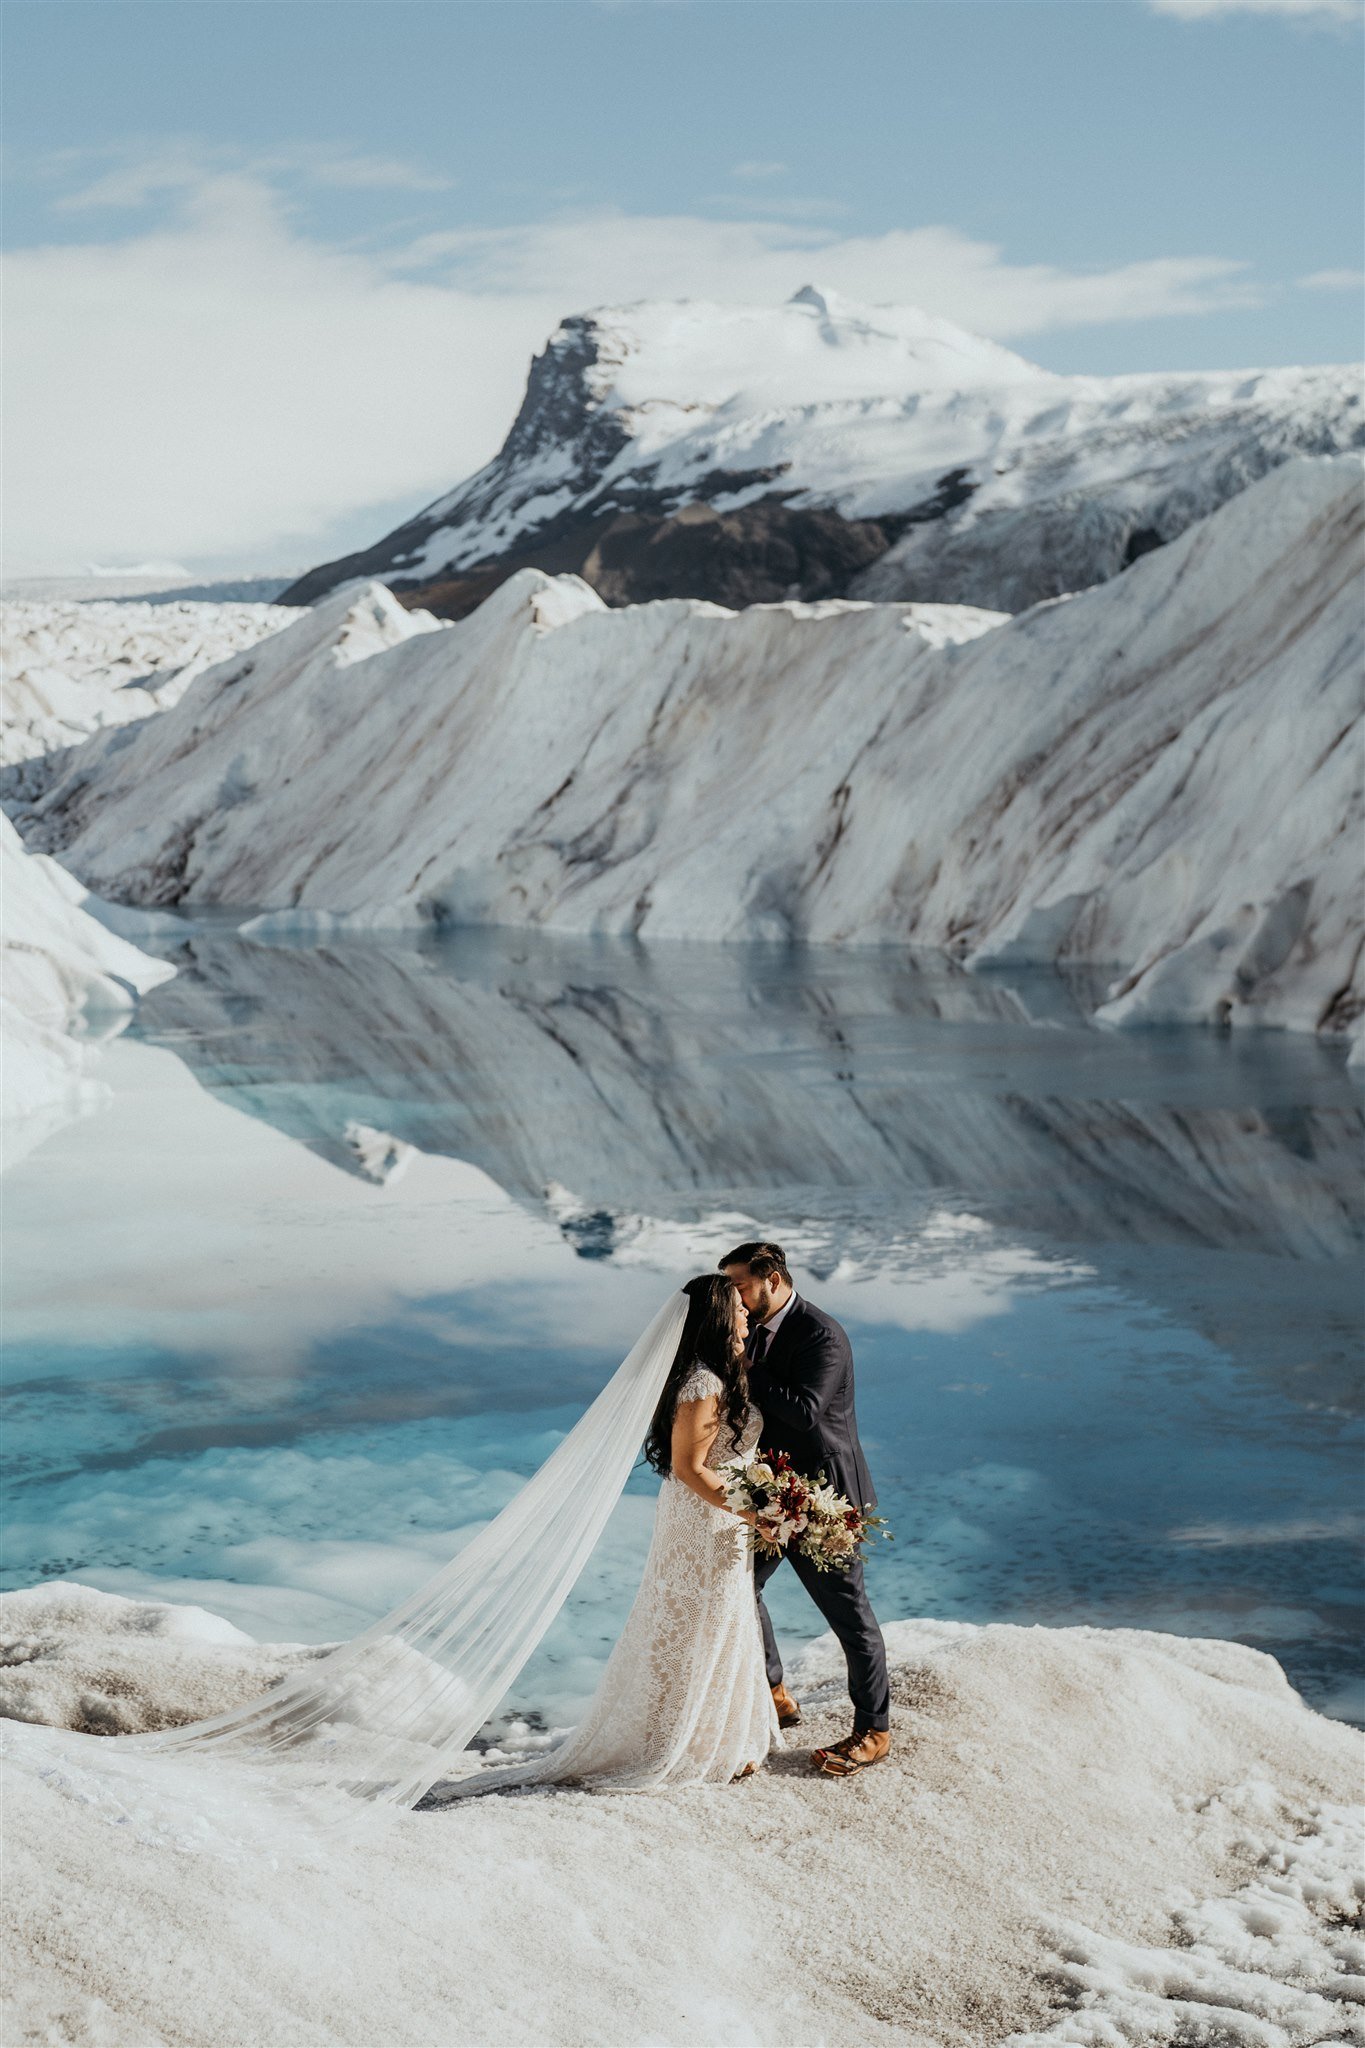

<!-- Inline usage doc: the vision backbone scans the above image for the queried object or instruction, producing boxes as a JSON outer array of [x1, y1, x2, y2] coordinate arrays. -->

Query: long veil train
[[124, 1292, 690, 1817]]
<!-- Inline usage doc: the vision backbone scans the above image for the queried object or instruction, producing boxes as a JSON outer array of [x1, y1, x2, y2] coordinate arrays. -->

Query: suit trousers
[[753, 1545, 891, 1731]]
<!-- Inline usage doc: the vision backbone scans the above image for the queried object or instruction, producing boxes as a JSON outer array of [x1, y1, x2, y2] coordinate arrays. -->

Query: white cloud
[[48, 140, 452, 211], [731, 160, 788, 179], [1152, 0, 1361, 19], [4, 168, 1266, 573], [5, 175, 552, 573], [394, 210, 1261, 334], [1298, 267, 1365, 290]]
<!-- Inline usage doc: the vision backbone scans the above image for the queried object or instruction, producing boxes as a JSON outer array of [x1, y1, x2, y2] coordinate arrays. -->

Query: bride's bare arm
[[670, 1394, 739, 1511]]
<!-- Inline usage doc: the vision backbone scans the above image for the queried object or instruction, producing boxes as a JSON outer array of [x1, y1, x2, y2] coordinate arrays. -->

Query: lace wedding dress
[[128, 1297, 777, 1817], [445, 1364, 780, 1797]]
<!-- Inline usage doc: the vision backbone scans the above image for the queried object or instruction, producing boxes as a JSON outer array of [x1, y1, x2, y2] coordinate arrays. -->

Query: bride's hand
[[735, 1509, 758, 1526]]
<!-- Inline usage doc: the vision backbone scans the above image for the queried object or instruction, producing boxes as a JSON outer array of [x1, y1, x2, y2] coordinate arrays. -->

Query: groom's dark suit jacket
[[747, 1294, 876, 1513]]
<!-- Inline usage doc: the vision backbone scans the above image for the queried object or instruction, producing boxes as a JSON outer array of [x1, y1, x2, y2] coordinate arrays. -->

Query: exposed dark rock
[[1123, 526, 1165, 568], [286, 484, 949, 622]]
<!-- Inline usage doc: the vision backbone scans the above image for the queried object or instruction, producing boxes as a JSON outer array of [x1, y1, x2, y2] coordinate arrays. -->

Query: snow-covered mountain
[[280, 287, 1363, 618], [28, 454, 1363, 1052]]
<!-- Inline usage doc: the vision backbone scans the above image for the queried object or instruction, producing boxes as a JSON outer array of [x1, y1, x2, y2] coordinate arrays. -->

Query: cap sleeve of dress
[[675, 1364, 725, 1404]]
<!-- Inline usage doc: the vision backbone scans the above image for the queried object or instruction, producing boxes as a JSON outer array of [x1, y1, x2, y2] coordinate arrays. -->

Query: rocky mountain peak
[[491, 314, 631, 478]]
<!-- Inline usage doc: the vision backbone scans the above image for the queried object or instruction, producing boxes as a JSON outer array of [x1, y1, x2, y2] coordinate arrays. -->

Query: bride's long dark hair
[[643, 1274, 749, 1477]]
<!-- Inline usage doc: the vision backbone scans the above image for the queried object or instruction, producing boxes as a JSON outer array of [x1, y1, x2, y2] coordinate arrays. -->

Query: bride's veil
[[124, 1290, 691, 1817]]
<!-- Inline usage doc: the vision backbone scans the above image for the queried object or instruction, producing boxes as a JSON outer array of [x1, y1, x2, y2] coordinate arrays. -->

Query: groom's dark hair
[[719, 1241, 791, 1287]]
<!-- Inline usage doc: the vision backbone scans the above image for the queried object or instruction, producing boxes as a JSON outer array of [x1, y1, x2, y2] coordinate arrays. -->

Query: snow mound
[[280, 287, 1363, 618], [30, 453, 1364, 1048], [0, 1582, 323, 1735], [0, 813, 177, 1129], [1, 1592, 1359, 2046]]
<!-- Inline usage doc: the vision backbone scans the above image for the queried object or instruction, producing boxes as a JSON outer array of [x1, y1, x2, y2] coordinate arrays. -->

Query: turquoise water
[[4, 927, 1361, 1727]]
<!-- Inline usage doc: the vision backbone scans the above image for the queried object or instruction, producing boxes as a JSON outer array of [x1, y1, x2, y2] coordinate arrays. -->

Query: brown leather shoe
[[770, 1683, 802, 1728], [812, 1727, 890, 1776]]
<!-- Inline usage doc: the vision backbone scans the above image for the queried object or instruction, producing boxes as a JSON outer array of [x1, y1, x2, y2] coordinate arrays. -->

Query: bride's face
[[731, 1295, 750, 1357]]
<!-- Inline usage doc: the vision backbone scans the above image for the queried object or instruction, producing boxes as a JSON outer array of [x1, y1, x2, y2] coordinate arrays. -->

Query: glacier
[[0, 594, 297, 802], [280, 285, 1364, 619], [25, 452, 1364, 1054], [0, 812, 176, 1129]]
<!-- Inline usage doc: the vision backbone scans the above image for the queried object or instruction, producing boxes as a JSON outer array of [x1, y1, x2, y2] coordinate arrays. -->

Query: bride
[[441, 1273, 779, 1796], [132, 1276, 780, 1811]]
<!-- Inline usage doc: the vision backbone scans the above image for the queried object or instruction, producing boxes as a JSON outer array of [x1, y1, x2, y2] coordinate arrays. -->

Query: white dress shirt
[[754, 1286, 797, 1353]]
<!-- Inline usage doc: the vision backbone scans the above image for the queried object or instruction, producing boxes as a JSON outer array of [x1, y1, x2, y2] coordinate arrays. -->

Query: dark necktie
[[749, 1324, 771, 1369]]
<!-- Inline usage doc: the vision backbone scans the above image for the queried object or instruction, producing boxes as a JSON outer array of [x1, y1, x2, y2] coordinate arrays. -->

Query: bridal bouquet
[[720, 1449, 889, 1573]]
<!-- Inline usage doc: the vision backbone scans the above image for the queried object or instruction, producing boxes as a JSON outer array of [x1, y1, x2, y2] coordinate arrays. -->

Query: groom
[[719, 1241, 891, 1777]]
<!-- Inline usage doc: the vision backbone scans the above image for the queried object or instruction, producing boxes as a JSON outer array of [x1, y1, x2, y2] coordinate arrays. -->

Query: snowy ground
[[1, 1584, 1360, 2047]]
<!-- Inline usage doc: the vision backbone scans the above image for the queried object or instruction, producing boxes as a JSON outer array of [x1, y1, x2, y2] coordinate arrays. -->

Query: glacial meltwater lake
[[5, 926, 1362, 1731]]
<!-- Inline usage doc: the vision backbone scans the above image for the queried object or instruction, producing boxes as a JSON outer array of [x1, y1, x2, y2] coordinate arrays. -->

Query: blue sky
[[5, 0, 1362, 574]]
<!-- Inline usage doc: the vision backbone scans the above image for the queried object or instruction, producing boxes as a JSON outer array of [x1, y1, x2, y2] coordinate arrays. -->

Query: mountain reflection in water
[[136, 925, 1362, 1394], [6, 924, 1360, 1727]]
